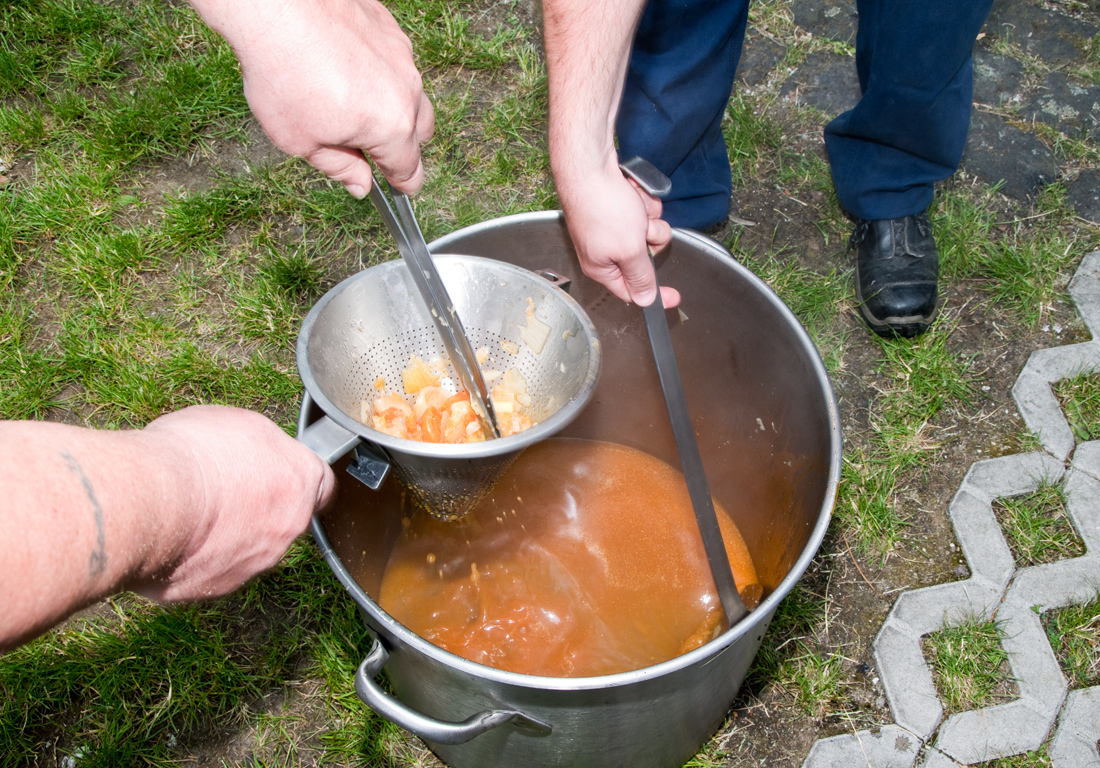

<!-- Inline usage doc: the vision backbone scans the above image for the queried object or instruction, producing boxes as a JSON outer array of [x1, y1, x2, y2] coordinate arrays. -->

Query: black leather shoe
[[850, 212, 939, 338]]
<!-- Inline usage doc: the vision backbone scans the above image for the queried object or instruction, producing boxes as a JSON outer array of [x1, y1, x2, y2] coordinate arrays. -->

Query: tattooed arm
[[0, 406, 334, 652]]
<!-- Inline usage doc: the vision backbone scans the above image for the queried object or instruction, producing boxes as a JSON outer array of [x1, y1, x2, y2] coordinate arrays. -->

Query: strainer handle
[[298, 414, 361, 464], [298, 416, 393, 490], [355, 639, 552, 745]]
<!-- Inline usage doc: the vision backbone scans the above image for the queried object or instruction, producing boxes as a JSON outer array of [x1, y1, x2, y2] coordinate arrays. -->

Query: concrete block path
[[802, 252, 1100, 768]]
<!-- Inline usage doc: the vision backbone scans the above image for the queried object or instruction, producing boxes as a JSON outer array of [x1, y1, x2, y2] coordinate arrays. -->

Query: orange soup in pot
[[379, 438, 761, 678]]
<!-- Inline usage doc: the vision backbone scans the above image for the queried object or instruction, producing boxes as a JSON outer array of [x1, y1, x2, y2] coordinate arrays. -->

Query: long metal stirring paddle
[[620, 157, 750, 628], [367, 182, 503, 438]]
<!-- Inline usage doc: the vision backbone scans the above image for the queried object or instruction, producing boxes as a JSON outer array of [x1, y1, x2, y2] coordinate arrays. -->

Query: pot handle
[[354, 639, 552, 745]]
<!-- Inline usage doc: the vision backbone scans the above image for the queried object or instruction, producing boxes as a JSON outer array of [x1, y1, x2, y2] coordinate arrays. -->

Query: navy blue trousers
[[616, 0, 995, 228]]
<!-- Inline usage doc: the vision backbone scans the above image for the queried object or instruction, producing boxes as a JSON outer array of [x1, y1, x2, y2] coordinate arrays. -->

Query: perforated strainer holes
[[340, 327, 442, 421], [392, 449, 523, 521]]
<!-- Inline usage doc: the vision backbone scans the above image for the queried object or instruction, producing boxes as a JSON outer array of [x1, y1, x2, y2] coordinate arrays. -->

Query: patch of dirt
[[130, 121, 283, 207]]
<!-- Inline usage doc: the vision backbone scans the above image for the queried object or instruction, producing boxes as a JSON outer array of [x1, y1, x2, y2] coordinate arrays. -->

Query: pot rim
[[304, 212, 841, 691]]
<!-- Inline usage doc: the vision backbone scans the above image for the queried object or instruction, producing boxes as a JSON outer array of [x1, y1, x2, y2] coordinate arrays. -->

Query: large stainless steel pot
[[302, 211, 841, 768]]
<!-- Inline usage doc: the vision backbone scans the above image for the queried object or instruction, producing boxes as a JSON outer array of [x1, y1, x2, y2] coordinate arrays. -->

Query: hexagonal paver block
[[1049, 687, 1100, 767], [802, 725, 921, 768]]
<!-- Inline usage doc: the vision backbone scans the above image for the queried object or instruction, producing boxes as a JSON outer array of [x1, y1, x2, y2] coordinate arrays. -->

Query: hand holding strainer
[[296, 190, 602, 521]]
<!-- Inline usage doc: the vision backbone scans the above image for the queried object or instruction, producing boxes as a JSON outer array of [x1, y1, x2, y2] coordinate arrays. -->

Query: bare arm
[[0, 406, 334, 652], [189, 0, 434, 195], [543, 0, 677, 307]]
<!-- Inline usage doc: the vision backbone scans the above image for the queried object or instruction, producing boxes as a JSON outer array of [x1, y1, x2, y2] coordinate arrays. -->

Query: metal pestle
[[367, 181, 503, 439], [620, 157, 750, 628]]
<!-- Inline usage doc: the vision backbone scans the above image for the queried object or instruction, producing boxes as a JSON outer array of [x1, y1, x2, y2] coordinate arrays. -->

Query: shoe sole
[[854, 281, 937, 339], [856, 301, 936, 338]]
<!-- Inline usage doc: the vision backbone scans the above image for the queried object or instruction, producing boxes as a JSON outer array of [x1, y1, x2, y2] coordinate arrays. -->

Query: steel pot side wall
[[308, 470, 775, 768], [384, 608, 774, 768], [303, 211, 840, 768]]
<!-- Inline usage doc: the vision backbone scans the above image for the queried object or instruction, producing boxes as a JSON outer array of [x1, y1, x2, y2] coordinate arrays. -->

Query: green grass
[[1055, 370, 1100, 441], [874, 324, 976, 459], [994, 480, 1086, 566], [743, 582, 825, 690], [0, 544, 371, 766], [391, 0, 528, 70], [0, 1, 247, 161], [1042, 594, 1100, 689], [981, 750, 1052, 767], [836, 451, 910, 555], [925, 617, 1014, 715], [978, 234, 1077, 329], [827, 313, 977, 554], [934, 185, 1093, 329], [0, 0, 554, 762], [740, 578, 851, 718], [736, 247, 850, 339], [779, 646, 850, 716], [724, 93, 783, 186], [936, 189, 1001, 282]]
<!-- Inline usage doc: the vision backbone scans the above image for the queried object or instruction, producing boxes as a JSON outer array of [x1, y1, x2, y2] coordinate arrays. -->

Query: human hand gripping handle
[[135, 406, 337, 602], [557, 157, 680, 309], [0, 406, 335, 651], [189, 0, 434, 196]]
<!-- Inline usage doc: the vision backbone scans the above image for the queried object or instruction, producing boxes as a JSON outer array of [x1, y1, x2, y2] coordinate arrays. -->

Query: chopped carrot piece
[[419, 406, 443, 443]]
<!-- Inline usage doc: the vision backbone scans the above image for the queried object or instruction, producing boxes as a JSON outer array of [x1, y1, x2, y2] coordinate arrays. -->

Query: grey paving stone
[[789, 0, 857, 43], [801, 725, 920, 768], [1019, 72, 1100, 143], [996, 591, 1067, 721], [779, 50, 860, 118], [1064, 463, 1100, 552], [947, 489, 1016, 592], [961, 111, 1057, 202], [1070, 441, 1100, 482], [982, 0, 1099, 66], [1012, 371, 1076, 460], [959, 452, 1065, 500], [890, 580, 1002, 634], [1012, 344, 1100, 460], [915, 746, 963, 767], [1068, 253, 1100, 335], [1049, 687, 1100, 767], [972, 49, 1026, 108], [873, 619, 943, 740], [931, 557, 1100, 763], [1016, 343, 1100, 385], [1006, 556, 1100, 613], [1067, 171, 1100, 224], [935, 699, 1057, 764]]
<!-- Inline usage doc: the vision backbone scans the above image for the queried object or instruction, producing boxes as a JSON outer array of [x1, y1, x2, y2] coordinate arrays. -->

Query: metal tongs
[[620, 157, 750, 629], [367, 181, 504, 439]]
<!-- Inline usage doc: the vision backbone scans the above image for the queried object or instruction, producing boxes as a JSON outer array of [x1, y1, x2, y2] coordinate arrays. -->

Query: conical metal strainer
[[297, 254, 602, 521]]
